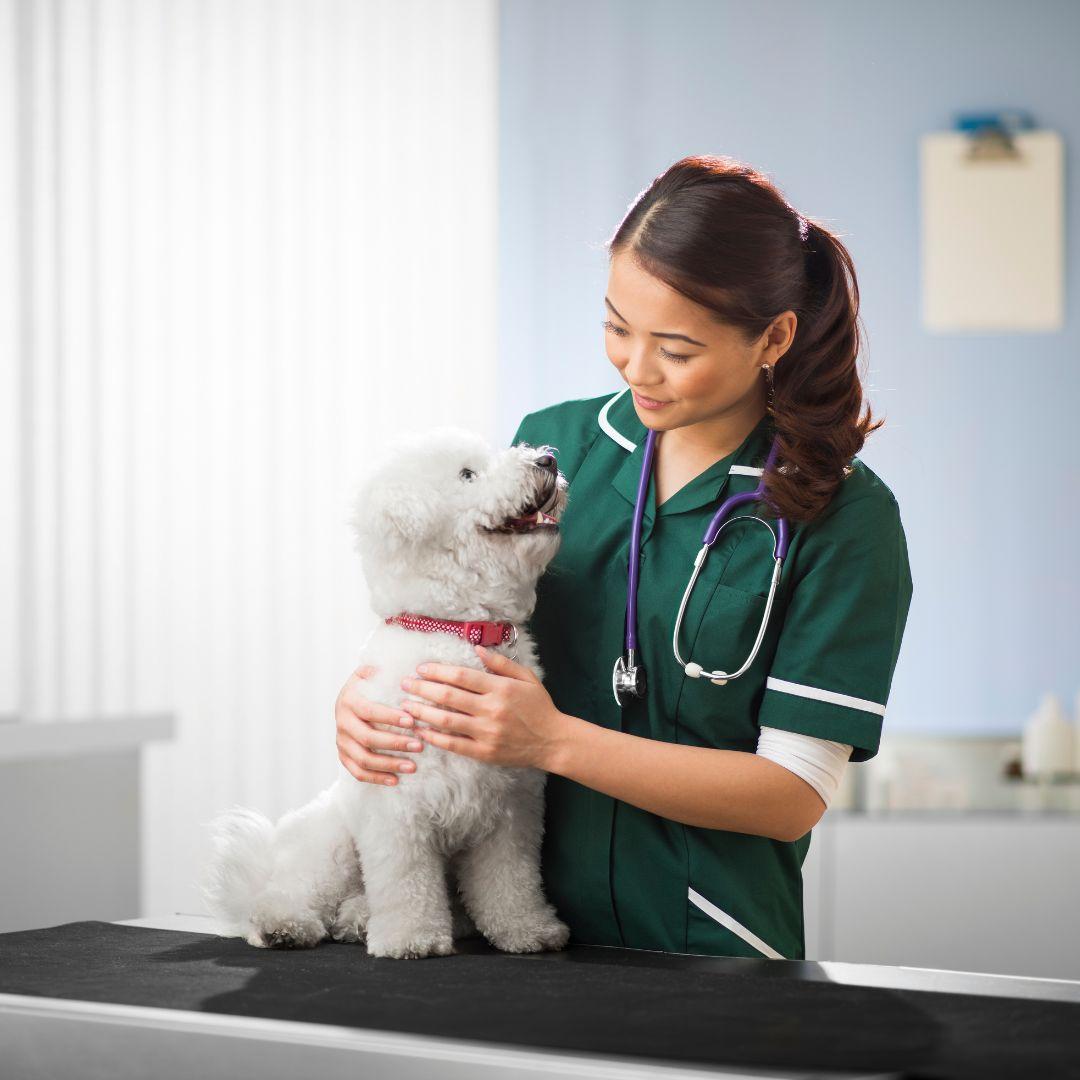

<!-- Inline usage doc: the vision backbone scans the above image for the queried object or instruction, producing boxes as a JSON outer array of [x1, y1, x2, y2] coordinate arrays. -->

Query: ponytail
[[765, 218, 882, 522]]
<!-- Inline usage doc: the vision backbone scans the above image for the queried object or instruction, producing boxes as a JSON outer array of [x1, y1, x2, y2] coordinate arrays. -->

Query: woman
[[334, 155, 913, 961]]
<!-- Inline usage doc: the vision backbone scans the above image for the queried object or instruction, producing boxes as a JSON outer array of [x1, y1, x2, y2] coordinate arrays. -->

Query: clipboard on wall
[[920, 120, 1064, 332]]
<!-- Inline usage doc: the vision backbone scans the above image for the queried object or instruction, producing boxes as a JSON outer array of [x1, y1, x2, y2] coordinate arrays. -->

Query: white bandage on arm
[[755, 726, 853, 809]]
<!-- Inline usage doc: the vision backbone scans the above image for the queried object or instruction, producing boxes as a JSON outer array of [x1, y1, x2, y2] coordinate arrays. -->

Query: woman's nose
[[622, 351, 658, 385]]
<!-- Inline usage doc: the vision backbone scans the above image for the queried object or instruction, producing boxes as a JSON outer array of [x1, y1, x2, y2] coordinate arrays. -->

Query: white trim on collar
[[598, 388, 769, 480], [597, 386, 636, 452]]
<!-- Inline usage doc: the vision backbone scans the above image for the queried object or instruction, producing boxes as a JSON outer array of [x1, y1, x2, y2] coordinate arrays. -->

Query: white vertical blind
[[0, 0, 18, 722], [3, 0, 499, 914]]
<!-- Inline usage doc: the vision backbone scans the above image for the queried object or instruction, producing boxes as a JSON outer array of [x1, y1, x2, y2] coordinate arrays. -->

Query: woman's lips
[[632, 390, 672, 409]]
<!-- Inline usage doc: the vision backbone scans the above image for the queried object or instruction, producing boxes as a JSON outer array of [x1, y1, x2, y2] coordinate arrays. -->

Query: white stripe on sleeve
[[765, 676, 886, 716]]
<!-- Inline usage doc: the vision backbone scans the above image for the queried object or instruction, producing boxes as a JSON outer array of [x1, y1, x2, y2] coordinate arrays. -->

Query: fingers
[[335, 671, 424, 785], [401, 699, 482, 739], [408, 663, 495, 694], [337, 740, 404, 786], [336, 727, 419, 784], [352, 663, 378, 680], [473, 644, 539, 682], [473, 644, 506, 670], [402, 677, 482, 717], [416, 725, 487, 760], [339, 684, 415, 730], [339, 710, 423, 756]]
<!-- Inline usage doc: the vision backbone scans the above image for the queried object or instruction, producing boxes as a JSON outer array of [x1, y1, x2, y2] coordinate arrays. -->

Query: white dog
[[200, 426, 571, 959]]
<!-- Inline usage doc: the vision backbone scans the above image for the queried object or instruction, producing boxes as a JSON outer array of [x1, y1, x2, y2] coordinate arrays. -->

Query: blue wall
[[497, 0, 1080, 736]]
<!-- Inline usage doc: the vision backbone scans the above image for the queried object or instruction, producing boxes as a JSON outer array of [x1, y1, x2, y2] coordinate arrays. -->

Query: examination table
[[0, 914, 1078, 1079]]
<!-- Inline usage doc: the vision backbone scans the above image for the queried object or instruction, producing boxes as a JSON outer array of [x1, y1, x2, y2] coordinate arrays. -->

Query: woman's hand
[[335, 664, 426, 786], [398, 645, 570, 770]]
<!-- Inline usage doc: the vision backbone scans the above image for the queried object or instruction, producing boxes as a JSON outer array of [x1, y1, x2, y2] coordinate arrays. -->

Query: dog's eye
[[459, 467, 477, 482]]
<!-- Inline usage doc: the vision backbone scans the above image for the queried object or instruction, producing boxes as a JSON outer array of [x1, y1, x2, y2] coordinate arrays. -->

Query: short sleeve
[[756, 491, 913, 763]]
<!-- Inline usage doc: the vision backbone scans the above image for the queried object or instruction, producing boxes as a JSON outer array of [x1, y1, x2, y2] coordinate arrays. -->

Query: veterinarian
[[334, 155, 913, 961]]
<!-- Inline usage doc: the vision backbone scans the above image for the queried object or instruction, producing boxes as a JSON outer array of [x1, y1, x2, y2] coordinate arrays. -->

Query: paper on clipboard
[[920, 129, 1063, 332]]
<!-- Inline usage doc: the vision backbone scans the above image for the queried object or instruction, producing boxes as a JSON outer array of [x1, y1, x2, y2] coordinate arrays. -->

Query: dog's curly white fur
[[200, 426, 570, 959]]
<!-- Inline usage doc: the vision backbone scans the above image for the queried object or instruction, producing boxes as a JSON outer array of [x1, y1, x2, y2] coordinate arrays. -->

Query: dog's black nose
[[534, 453, 557, 472]]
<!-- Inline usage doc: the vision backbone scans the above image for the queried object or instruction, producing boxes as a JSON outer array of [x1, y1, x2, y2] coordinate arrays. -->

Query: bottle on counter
[[1073, 689, 1080, 777], [1021, 693, 1073, 780]]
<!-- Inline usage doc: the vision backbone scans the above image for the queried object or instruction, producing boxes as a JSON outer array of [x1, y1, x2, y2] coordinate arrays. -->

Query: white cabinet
[[803, 814, 1080, 981], [0, 716, 174, 933]]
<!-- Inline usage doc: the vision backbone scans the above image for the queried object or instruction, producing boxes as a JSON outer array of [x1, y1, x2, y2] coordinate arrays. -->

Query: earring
[[761, 364, 774, 414]]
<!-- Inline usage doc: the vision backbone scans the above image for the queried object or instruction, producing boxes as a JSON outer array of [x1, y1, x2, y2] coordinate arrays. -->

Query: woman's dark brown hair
[[606, 154, 881, 524]]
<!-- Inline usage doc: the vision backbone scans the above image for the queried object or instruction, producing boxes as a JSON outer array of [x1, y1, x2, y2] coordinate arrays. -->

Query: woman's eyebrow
[[604, 297, 707, 347]]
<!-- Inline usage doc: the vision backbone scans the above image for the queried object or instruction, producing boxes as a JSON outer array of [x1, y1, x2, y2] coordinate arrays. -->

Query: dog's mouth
[[486, 483, 561, 533]]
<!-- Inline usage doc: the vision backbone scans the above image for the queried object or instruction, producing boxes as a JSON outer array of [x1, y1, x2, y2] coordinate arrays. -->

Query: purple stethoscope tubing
[[617, 428, 790, 700], [624, 428, 659, 653]]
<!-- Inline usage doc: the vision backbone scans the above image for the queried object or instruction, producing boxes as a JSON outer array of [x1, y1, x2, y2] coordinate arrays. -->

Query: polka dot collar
[[384, 612, 518, 649]]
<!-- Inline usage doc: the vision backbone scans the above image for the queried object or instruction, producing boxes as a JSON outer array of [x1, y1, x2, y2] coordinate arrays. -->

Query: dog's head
[[350, 426, 568, 622]]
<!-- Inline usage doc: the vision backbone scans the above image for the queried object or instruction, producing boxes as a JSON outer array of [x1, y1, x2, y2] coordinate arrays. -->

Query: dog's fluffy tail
[[200, 805, 276, 938]]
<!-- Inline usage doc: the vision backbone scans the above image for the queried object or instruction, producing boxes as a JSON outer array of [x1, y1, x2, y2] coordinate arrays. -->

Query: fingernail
[[399, 715, 414, 726], [407, 740, 423, 751], [399, 761, 415, 772], [384, 776, 396, 785]]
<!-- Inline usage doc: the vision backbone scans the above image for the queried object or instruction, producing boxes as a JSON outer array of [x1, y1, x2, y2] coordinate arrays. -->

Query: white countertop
[[0, 714, 175, 761]]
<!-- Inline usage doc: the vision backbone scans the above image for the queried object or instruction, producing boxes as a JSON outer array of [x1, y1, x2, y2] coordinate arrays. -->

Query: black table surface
[[1, 920, 1079, 1080]]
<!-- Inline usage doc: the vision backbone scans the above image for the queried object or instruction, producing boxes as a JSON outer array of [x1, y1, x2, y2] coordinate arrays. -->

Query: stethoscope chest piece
[[612, 652, 647, 707]]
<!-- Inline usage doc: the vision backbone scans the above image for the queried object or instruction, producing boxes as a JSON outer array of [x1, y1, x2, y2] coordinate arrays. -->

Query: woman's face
[[603, 249, 795, 434]]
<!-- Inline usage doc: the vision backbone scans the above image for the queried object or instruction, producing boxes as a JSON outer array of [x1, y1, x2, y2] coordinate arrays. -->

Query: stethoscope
[[612, 429, 791, 707]]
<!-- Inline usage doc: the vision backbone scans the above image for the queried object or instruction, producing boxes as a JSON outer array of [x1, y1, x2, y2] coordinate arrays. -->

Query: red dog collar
[[385, 612, 517, 648]]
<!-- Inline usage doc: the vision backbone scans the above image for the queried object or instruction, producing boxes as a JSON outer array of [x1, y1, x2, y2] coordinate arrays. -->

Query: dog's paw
[[485, 910, 570, 954], [249, 907, 327, 950], [330, 893, 370, 944], [365, 915, 455, 959]]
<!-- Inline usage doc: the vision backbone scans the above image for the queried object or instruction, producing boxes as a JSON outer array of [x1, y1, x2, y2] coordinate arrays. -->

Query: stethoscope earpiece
[[683, 660, 730, 686]]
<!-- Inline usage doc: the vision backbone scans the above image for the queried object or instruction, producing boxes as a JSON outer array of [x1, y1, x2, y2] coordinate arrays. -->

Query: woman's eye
[[659, 346, 692, 363], [603, 319, 692, 363], [459, 468, 477, 481]]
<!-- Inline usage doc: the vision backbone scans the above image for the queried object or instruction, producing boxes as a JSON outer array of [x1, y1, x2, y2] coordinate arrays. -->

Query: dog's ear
[[351, 479, 440, 551]]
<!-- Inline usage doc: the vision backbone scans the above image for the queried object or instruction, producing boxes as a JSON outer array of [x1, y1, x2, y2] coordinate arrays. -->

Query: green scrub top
[[511, 386, 913, 960]]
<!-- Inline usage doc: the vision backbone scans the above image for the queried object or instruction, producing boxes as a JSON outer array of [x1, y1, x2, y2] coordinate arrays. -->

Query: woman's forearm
[[544, 712, 825, 842]]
